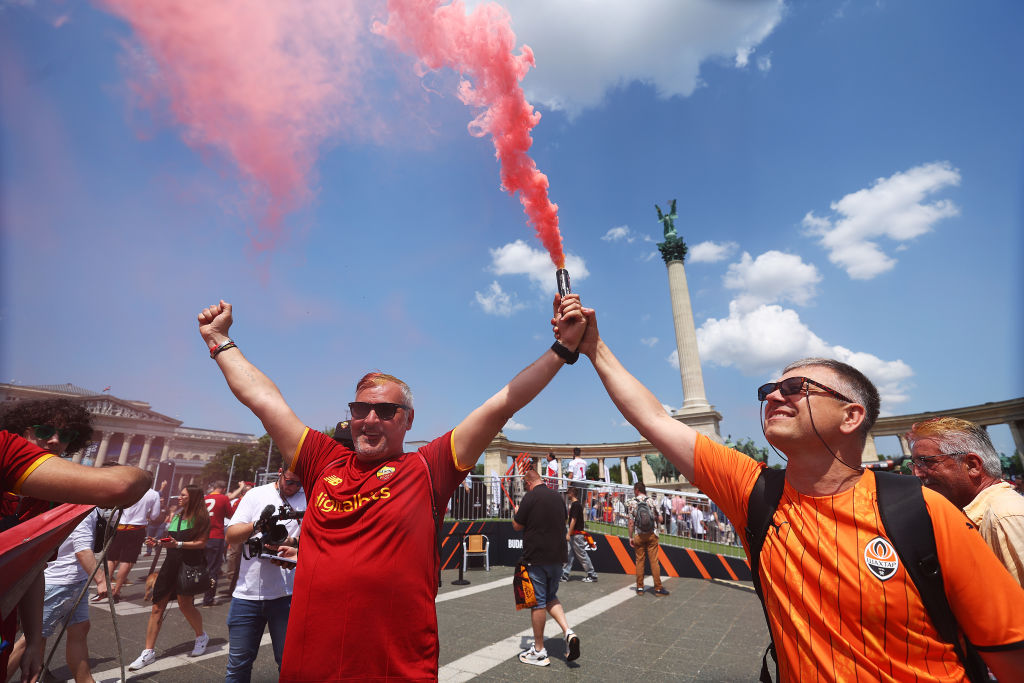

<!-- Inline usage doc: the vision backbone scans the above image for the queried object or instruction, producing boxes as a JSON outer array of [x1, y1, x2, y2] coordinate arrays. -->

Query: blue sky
[[2, 0, 1022, 463]]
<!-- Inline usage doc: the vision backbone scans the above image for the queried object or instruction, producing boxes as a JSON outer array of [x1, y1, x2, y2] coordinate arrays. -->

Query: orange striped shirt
[[694, 434, 1024, 682]]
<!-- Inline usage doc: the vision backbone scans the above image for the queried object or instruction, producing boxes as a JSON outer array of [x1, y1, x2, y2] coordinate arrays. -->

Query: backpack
[[744, 468, 988, 683], [634, 497, 656, 533]]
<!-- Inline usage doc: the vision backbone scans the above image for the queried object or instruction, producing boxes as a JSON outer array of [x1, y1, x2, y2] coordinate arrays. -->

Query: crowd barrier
[[442, 474, 751, 583]]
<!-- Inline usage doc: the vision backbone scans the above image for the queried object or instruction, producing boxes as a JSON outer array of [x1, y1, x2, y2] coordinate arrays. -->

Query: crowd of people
[[1, 291, 1022, 681]]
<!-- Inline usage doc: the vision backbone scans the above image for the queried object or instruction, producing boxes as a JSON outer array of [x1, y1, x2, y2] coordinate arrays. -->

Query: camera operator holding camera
[[222, 468, 305, 682]]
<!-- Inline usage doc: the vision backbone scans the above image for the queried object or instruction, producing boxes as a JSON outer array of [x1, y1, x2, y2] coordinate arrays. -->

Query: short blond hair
[[356, 372, 413, 407]]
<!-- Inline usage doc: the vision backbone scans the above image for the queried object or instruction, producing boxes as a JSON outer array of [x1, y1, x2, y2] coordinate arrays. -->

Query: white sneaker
[[565, 631, 581, 661], [519, 646, 550, 667], [190, 632, 210, 657], [128, 649, 156, 671]]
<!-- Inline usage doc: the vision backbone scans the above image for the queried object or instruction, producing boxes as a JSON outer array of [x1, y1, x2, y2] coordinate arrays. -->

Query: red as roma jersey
[[281, 428, 470, 682], [693, 434, 1024, 682]]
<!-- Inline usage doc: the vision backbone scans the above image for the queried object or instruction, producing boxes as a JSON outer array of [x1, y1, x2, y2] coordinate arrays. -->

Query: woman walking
[[128, 484, 211, 671]]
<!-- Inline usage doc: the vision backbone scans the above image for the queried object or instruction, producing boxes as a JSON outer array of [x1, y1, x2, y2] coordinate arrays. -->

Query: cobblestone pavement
[[37, 563, 767, 682]]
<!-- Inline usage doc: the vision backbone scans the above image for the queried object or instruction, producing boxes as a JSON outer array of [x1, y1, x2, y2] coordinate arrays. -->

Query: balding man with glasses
[[559, 296, 1024, 682], [198, 296, 586, 683], [908, 417, 1024, 587]]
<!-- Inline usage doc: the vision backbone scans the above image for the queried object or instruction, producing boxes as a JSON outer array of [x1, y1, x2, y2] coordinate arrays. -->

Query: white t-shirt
[[690, 507, 705, 534], [119, 487, 161, 526], [45, 508, 98, 585], [545, 459, 559, 479], [569, 457, 587, 480], [227, 483, 306, 601]]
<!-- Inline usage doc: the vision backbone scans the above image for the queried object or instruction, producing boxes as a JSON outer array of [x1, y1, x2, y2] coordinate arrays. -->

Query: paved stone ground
[[36, 563, 768, 682]]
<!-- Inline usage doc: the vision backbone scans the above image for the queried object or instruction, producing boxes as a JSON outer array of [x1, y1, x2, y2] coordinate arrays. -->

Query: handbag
[[176, 560, 211, 596]]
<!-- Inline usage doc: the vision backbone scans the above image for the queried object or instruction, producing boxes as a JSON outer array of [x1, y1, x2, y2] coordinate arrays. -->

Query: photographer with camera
[[222, 468, 305, 682]]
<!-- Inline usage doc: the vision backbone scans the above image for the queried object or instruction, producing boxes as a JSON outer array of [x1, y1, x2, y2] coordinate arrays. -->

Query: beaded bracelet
[[210, 339, 237, 359]]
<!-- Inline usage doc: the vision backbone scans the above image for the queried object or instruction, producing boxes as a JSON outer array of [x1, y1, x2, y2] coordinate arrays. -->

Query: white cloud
[[640, 337, 659, 347], [692, 302, 913, 409], [602, 225, 635, 243], [689, 240, 738, 263], [757, 55, 772, 72], [474, 281, 525, 317], [499, 0, 785, 116], [723, 251, 822, 313], [503, 418, 529, 431], [803, 161, 961, 279], [489, 239, 589, 291]]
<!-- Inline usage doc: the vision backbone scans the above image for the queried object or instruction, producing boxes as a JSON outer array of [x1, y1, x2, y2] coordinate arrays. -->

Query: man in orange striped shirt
[[563, 299, 1024, 681]]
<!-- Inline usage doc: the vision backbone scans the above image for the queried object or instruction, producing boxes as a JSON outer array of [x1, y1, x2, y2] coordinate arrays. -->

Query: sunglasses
[[348, 402, 410, 421], [32, 424, 78, 443], [280, 476, 302, 487], [909, 452, 968, 470], [756, 377, 853, 404]]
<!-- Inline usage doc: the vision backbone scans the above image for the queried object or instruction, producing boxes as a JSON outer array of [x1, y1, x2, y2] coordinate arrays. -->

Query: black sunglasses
[[348, 402, 409, 421], [756, 377, 853, 404], [32, 424, 78, 443]]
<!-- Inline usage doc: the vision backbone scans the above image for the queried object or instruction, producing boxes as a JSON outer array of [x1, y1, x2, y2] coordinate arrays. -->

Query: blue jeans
[[225, 595, 292, 682], [526, 564, 562, 609], [203, 538, 225, 603]]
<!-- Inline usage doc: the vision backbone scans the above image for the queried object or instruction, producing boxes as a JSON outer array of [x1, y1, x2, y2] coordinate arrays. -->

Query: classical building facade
[[0, 383, 258, 490]]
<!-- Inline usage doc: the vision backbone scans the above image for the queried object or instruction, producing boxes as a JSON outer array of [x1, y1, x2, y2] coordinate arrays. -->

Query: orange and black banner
[[439, 520, 751, 582]]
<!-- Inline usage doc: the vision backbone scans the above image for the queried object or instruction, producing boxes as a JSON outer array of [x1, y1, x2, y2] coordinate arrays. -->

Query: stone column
[[160, 439, 172, 462], [658, 223, 722, 441], [94, 431, 114, 468], [597, 457, 605, 481], [1008, 419, 1024, 469], [138, 435, 155, 470], [665, 259, 711, 412], [860, 434, 879, 464], [117, 434, 135, 466], [640, 454, 657, 484], [619, 458, 629, 485], [897, 434, 911, 457]]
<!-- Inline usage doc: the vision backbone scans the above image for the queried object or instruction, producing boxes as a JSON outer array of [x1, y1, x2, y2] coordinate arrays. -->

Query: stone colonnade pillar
[[94, 431, 114, 468], [138, 435, 155, 470], [116, 434, 135, 465]]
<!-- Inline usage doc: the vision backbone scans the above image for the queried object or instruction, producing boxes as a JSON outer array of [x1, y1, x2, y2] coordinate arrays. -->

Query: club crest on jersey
[[323, 475, 343, 486], [864, 536, 899, 581], [376, 465, 396, 482]]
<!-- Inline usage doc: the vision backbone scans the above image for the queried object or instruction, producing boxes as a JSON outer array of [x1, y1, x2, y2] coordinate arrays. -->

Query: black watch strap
[[550, 341, 580, 365]]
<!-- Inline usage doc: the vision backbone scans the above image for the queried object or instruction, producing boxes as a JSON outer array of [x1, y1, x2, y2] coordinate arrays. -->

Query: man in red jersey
[[198, 296, 585, 681], [202, 480, 237, 606]]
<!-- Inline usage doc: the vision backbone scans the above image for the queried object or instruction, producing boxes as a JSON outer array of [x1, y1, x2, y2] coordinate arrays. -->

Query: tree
[[724, 436, 770, 463], [586, 462, 600, 480], [645, 454, 679, 483], [202, 433, 286, 486]]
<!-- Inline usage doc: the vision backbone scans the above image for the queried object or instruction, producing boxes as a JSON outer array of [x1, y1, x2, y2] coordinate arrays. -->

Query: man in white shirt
[[7, 509, 99, 683], [102, 482, 161, 601], [568, 448, 587, 481], [223, 469, 305, 682]]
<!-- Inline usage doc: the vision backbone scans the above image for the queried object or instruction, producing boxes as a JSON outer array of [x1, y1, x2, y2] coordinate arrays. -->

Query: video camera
[[243, 504, 305, 560]]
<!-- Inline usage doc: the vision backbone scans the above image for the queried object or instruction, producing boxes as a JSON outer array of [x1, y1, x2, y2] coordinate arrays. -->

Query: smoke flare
[[96, 0, 371, 251], [376, 0, 565, 268]]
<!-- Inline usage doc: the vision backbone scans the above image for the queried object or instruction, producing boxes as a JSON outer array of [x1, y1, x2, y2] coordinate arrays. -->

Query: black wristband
[[550, 341, 580, 365]]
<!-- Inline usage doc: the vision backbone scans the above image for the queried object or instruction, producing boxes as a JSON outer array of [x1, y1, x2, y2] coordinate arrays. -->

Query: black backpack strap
[[744, 467, 786, 683], [874, 472, 989, 683]]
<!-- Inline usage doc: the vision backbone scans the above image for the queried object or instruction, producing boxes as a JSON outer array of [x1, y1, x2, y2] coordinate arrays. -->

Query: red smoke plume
[[376, 0, 565, 268], [95, 1, 371, 251]]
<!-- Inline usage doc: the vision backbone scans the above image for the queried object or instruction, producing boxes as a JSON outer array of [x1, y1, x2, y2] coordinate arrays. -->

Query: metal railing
[[444, 474, 745, 557]]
